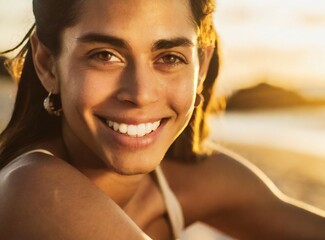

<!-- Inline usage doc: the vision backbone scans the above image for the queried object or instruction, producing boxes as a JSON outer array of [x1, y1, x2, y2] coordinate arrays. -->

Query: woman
[[0, 0, 324, 239]]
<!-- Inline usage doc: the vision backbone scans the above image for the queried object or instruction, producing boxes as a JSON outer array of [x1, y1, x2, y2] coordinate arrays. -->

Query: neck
[[65, 149, 151, 207], [60, 123, 154, 207], [80, 168, 149, 207]]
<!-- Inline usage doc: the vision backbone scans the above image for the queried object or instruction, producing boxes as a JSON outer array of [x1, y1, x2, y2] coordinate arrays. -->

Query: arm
[[0, 153, 151, 240], [163, 143, 325, 239], [203, 145, 325, 239]]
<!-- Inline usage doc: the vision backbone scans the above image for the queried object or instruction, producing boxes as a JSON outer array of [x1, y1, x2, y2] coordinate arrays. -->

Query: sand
[[217, 142, 325, 211]]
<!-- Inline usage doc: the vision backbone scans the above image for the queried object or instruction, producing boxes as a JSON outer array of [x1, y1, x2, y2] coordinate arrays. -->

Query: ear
[[197, 46, 214, 92], [30, 33, 60, 93]]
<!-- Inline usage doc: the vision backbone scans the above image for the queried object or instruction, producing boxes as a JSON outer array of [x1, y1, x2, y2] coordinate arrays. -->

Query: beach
[[210, 108, 325, 210]]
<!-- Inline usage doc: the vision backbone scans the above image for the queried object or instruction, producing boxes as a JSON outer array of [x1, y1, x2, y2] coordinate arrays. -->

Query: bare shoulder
[[0, 152, 95, 238], [0, 150, 86, 185], [0, 151, 82, 206], [0, 151, 92, 212], [0, 152, 149, 240]]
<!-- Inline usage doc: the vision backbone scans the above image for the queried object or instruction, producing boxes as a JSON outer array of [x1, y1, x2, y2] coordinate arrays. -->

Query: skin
[[30, 0, 212, 208], [0, 0, 324, 239], [45, 0, 206, 173], [56, 0, 201, 176]]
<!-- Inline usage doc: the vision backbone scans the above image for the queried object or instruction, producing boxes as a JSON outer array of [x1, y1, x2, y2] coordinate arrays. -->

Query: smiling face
[[48, 0, 208, 175]]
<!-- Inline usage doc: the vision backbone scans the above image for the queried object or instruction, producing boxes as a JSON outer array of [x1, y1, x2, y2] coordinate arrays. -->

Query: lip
[[96, 115, 167, 149]]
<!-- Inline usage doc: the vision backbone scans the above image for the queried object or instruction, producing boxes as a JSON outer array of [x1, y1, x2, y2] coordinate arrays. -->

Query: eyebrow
[[151, 38, 195, 51], [77, 33, 194, 51], [77, 33, 130, 49]]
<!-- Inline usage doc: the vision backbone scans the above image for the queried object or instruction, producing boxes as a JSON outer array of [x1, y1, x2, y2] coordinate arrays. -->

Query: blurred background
[[0, 0, 324, 211]]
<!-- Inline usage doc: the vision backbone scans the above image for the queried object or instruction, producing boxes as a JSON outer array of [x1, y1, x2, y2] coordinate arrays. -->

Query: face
[[51, 0, 207, 175]]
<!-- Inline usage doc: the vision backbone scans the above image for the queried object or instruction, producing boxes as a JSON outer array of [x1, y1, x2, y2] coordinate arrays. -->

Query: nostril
[[115, 87, 159, 106], [116, 91, 138, 106], [116, 91, 131, 102]]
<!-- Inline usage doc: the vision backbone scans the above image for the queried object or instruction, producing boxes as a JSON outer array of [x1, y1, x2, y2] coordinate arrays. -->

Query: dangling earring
[[194, 93, 204, 108], [43, 91, 62, 116]]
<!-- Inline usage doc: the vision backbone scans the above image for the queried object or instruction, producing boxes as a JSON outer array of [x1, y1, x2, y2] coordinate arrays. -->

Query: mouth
[[104, 119, 162, 137]]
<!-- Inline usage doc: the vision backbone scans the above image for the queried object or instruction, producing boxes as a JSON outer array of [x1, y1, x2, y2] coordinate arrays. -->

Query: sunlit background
[[214, 0, 325, 98], [1, 0, 324, 96], [0, 0, 324, 214]]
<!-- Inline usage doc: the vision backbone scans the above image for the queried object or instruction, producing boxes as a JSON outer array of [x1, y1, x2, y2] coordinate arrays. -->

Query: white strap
[[19, 149, 54, 157], [155, 166, 184, 239]]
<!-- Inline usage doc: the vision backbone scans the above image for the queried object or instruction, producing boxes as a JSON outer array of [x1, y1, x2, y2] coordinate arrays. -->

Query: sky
[[1, 0, 325, 98], [214, 0, 325, 98]]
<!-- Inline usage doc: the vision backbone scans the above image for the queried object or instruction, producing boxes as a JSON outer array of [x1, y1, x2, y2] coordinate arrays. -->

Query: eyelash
[[155, 54, 187, 66], [88, 50, 122, 64], [87, 50, 187, 68]]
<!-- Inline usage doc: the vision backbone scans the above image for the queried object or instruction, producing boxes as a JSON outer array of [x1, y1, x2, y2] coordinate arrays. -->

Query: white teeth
[[145, 122, 153, 133], [153, 121, 160, 130], [113, 122, 119, 131], [119, 123, 127, 134], [127, 125, 137, 137], [137, 124, 146, 137], [106, 120, 161, 137]]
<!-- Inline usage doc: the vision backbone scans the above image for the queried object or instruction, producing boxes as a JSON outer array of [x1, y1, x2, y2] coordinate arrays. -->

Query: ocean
[[209, 106, 325, 158]]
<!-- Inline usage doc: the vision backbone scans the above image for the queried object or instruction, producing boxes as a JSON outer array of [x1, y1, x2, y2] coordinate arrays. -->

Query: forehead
[[67, 0, 197, 46]]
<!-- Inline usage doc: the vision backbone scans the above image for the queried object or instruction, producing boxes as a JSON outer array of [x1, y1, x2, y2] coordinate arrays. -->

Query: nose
[[116, 60, 160, 107]]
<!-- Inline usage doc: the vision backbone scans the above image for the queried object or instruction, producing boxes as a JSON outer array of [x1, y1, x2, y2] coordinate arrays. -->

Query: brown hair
[[167, 0, 220, 162], [0, 0, 220, 168]]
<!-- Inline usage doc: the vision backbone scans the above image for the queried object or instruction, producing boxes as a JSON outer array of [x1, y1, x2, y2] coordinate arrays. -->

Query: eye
[[156, 54, 186, 65], [89, 50, 122, 63]]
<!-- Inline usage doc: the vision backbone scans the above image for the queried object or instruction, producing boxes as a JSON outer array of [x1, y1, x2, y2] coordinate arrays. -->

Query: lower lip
[[99, 119, 166, 150]]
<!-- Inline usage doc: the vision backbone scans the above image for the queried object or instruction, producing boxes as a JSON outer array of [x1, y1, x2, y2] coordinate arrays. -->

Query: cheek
[[61, 69, 117, 111], [167, 70, 198, 117], [60, 71, 115, 134], [57, 54, 119, 109]]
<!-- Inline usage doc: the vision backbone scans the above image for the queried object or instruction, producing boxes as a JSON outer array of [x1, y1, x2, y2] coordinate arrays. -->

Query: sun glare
[[214, 0, 325, 99]]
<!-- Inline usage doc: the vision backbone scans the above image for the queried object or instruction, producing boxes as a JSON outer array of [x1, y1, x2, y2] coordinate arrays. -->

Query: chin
[[110, 163, 158, 176], [105, 151, 164, 176]]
